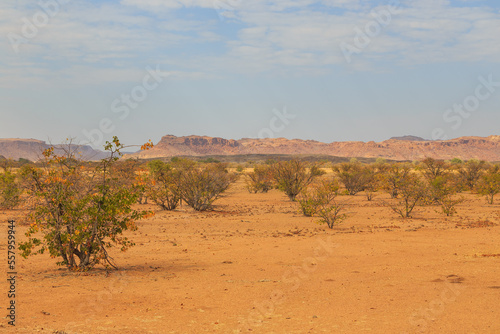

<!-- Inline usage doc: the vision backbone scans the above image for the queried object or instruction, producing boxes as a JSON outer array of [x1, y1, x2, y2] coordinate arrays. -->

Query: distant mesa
[[389, 135, 428, 142]]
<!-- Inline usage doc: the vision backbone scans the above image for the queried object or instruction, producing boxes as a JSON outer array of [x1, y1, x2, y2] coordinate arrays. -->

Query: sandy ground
[[1, 177, 500, 333]]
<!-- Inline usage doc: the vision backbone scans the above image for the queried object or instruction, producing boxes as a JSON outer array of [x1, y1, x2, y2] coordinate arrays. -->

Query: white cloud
[[1, 0, 499, 87]]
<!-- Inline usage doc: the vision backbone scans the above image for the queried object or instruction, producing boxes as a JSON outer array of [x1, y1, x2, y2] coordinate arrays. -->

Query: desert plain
[[1, 173, 500, 334]]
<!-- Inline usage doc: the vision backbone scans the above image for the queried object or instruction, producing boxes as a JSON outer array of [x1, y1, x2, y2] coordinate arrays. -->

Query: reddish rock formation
[[127, 135, 500, 161]]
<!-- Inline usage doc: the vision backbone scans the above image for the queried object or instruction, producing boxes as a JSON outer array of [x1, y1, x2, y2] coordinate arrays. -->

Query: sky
[[1, 0, 500, 149]]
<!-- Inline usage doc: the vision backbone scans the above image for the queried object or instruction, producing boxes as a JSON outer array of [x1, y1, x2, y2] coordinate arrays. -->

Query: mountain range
[[126, 134, 500, 161], [1, 135, 500, 162]]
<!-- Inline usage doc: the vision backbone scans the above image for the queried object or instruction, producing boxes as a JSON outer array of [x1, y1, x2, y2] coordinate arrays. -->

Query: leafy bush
[[428, 175, 464, 216], [417, 157, 450, 181], [476, 165, 500, 204], [457, 159, 487, 191], [0, 168, 22, 209], [18, 137, 152, 270], [379, 163, 413, 198], [387, 173, 427, 218]]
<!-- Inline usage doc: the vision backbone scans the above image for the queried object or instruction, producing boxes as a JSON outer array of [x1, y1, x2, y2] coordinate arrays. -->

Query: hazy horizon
[[1, 0, 500, 149]]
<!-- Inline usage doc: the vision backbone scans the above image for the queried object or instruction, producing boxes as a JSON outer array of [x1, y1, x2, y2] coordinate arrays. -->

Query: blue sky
[[1, 0, 500, 148]]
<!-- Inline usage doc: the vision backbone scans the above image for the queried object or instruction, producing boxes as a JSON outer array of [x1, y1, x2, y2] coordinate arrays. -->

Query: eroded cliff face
[[126, 135, 500, 161]]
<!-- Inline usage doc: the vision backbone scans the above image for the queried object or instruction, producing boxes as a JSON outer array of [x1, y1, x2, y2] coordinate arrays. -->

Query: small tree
[[18, 137, 152, 270], [333, 161, 372, 196], [272, 160, 324, 201], [176, 160, 237, 211], [476, 166, 500, 204], [428, 175, 464, 216], [457, 159, 487, 191], [297, 179, 339, 217], [379, 163, 413, 198], [147, 160, 181, 210], [246, 164, 274, 193], [317, 200, 347, 229], [388, 173, 427, 218], [418, 157, 450, 182]]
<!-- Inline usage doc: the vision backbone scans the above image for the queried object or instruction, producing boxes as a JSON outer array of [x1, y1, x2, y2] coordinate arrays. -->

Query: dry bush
[[246, 164, 274, 193], [317, 200, 347, 229], [147, 160, 181, 210], [333, 160, 373, 196], [272, 159, 324, 201], [297, 179, 346, 228], [175, 160, 237, 211], [297, 179, 339, 217]]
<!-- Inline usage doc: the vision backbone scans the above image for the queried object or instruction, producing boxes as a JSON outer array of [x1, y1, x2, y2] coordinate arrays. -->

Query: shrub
[[18, 137, 152, 270], [297, 179, 339, 217], [246, 165, 274, 193], [176, 161, 237, 211], [379, 163, 412, 198], [387, 173, 427, 218], [333, 161, 373, 196], [418, 157, 450, 181], [317, 201, 347, 229], [272, 160, 324, 201], [428, 175, 464, 216], [0, 168, 22, 209], [457, 159, 487, 191], [476, 165, 500, 204], [147, 160, 181, 210]]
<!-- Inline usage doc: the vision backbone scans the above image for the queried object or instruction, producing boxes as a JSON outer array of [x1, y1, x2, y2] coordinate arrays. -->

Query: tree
[[476, 165, 500, 204], [297, 179, 339, 217], [175, 160, 237, 211], [246, 164, 274, 193], [457, 159, 487, 191], [428, 175, 464, 216], [272, 160, 324, 201], [380, 163, 413, 198], [147, 160, 181, 210], [418, 157, 450, 181], [18, 137, 152, 270], [333, 161, 372, 196], [387, 173, 427, 218]]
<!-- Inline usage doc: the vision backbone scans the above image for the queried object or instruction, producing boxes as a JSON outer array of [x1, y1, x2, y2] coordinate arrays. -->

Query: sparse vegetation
[[333, 160, 373, 196], [175, 160, 237, 211], [476, 165, 500, 204], [18, 138, 152, 270], [272, 159, 324, 201], [0, 163, 22, 209], [147, 160, 181, 210], [246, 164, 274, 193], [387, 173, 427, 218]]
